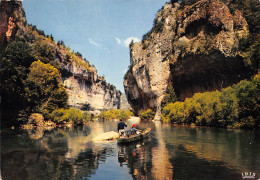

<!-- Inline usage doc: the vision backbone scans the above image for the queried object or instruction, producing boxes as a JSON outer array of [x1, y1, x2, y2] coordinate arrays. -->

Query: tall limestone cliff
[[124, 0, 253, 119], [1, 1, 121, 113]]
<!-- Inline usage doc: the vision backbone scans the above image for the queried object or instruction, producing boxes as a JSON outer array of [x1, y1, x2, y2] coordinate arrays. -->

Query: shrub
[[96, 109, 133, 120], [32, 39, 55, 64], [139, 109, 156, 120], [161, 75, 260, 128], [51, 108, 85, 124]]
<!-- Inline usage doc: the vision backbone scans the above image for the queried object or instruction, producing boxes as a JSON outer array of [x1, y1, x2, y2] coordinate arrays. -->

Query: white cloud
[[115, 37, 121, 45], [115, 37, 141, 47], [89, 38, 101, 47], [123, 37, 140, 47]]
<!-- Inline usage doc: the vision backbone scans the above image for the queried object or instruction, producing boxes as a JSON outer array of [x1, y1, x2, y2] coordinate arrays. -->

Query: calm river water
[[1, 119, 260, 180]]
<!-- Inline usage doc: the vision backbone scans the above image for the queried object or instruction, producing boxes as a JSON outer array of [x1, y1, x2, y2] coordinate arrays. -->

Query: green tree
[[32, 39, 55, 64], [139, 109, 156, 120], [232, 76, 260, 128], [161, 75, 259, 128], [64, 108, 83, 123], [96, 109, 133, 120], [0, 41, 35, 127], [161, 84, 178, 108], [25, 60, 68, 119], [50, 108, 67, 123]]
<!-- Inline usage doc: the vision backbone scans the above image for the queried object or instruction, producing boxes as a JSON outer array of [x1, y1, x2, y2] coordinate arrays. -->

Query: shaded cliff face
[[0, 1, 26, 53], [120, 94, 131, 110], [1, 1, 121, 111], [124, 0, 251, 118]]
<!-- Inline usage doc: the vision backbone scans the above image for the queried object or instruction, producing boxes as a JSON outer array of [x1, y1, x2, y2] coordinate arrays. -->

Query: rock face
[[1, 1, 121, 111], [124, 0, 251, 119], [120, 94, 131, 110], [0, 1, 26, 53], [59, 57, 121, 111], [92, 131, 119, 141]]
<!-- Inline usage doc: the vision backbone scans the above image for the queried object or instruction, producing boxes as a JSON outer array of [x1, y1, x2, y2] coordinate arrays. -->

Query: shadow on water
[[1, 125, 101, 180], [1, 121, 260, 180], [117, 136, 156, 180]]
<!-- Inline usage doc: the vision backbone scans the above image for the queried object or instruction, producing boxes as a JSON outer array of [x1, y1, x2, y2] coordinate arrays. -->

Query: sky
[[22, 0, 170, 92]]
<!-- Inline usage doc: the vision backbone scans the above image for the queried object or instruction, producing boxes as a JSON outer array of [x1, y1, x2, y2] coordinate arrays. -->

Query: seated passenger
[[131, 124, 138, 134]]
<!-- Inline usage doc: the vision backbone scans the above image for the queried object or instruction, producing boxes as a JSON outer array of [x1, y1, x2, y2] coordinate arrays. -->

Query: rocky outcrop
[[0, 1, 26, 53], [92, 131, 119, 141], [62, 66, 121, 111], [120, 93, 131, 110], [124, 0, 251, 119], [54, 48, 121, 110], [1, 1, 121, 112]]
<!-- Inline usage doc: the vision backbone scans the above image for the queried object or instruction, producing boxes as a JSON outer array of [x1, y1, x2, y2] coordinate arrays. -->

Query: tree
[[25, 60, 68, 118], [32, 40, 55, 64], [161, 84, 178, 108], [0, 41, 35, 127], [139, 109, 156, 120]]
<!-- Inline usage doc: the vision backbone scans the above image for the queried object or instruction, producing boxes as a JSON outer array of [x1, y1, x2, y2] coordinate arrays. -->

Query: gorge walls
[[1, 1, 121, 113], [124, 0, 252, 119]]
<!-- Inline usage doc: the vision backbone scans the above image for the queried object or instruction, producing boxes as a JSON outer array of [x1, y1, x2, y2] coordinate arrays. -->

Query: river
[[1, 119, 260, 180]]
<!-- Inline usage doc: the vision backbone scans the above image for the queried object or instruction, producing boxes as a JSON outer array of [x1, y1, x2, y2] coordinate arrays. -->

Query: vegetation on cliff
[[1, 37, 70, 127], [177, 0, 260, 71], [0, 3, 112, 127], [96, 109, 133, 121], [161, 74, 260, 128], [160, 0, 260, 128], [123, 0, 259, 129]]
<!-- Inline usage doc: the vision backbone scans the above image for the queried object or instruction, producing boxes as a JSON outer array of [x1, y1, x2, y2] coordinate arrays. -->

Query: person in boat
[[131, 124, 139, 135], [118, 119, 127, 137]]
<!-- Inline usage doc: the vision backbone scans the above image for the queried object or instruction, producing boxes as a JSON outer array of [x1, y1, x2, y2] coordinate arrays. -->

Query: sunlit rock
[[124, 0, 250, 118], [92, 131, 119, 141]]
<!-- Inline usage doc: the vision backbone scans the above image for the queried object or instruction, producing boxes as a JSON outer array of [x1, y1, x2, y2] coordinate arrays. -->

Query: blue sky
[[22, 0, 170, 92]]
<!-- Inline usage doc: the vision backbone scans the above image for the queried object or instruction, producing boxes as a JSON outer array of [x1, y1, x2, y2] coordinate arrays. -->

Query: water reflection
[[1, 125, 101, 180], [152, 121, 173, 179], [1, 121, 260, 180]]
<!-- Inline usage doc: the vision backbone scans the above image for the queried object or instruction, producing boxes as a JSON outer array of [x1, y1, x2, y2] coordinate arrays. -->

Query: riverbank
[[2, 121, 260, 180]]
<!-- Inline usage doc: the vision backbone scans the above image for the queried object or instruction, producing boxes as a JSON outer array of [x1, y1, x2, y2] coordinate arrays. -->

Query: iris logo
[[242, 172, 256, 179]]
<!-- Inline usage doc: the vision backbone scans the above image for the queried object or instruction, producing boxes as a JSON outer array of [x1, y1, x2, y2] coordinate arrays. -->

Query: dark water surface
[[1, 120, 260, 180]]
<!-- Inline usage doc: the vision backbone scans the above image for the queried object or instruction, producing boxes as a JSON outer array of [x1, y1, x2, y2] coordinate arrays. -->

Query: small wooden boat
[[117, 128, 151, 144]]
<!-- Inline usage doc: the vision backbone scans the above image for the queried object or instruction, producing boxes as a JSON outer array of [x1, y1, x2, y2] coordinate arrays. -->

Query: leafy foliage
[[25, 60, 68, 119], [225, 0, 260, 34], [153, 19, 164, 33], [1, 19, 95, 126], [139, 109, 156, 120], [96, 109, 133, 121], [0, 41, 35, 127], [161, 76, 260, 128], [50, 108, 91, 124], [161, 84, 178, 108], [32, 39, 55, 64]]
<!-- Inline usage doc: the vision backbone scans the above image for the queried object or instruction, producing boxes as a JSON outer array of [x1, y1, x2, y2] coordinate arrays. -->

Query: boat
[[117, 128, 151, 144]]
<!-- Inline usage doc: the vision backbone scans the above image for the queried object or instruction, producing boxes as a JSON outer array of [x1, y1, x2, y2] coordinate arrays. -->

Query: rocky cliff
[[0, 1, 26, 54], [61, 61, 121, 111], [120, 94, 131, 110], [1, 1, 121, 112], [124, 0, 252, 119]]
